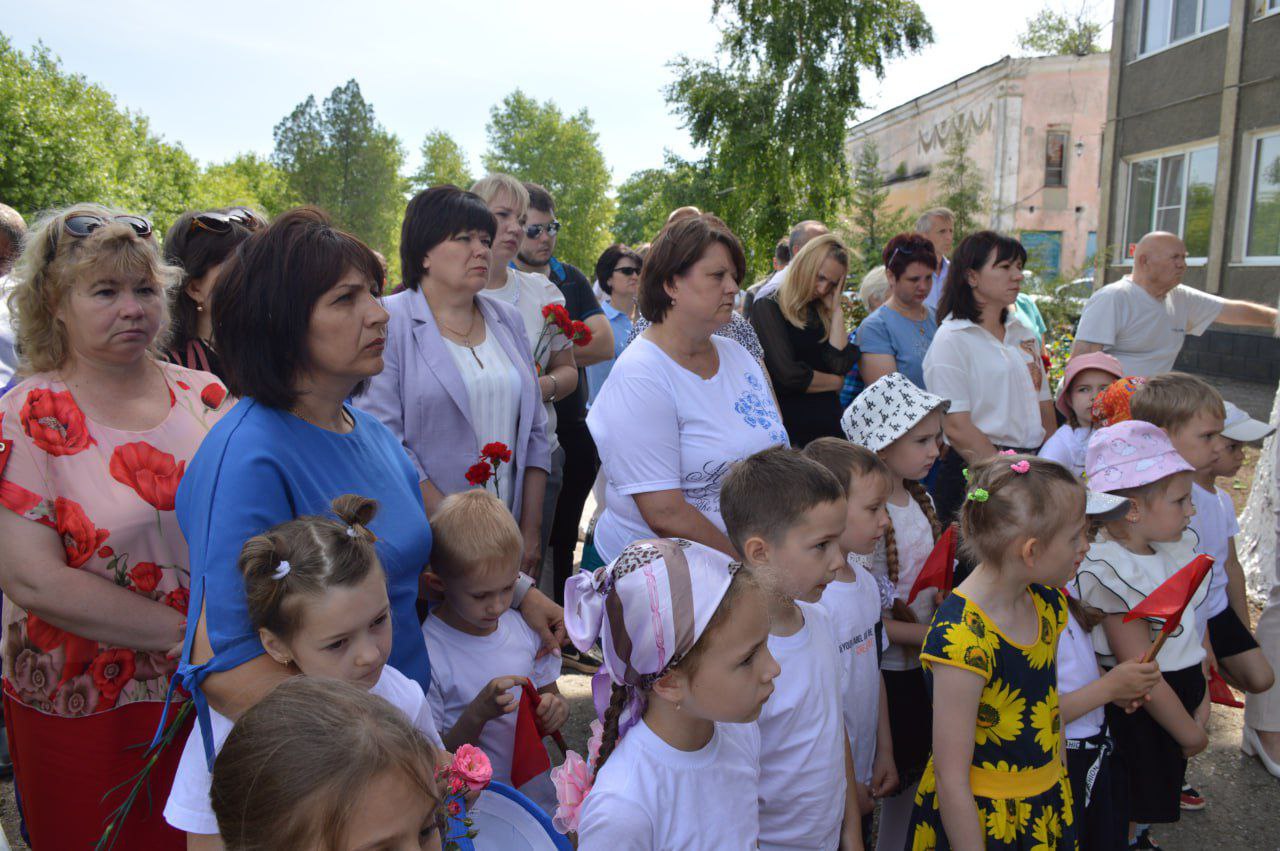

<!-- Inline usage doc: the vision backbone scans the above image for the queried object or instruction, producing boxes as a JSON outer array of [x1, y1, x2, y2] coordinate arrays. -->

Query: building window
[[1246, 132, 1280, 259], [1124, 145, 1217, 258], [1045, 131, 1068, 187], [1140, 0, 1230, 55]]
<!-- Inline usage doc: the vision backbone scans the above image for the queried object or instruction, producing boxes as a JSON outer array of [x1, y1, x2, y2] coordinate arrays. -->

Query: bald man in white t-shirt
[[1072, 232, 1277, 377]]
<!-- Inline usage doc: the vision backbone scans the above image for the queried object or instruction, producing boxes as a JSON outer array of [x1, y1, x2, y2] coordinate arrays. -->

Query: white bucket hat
[[841, 372, 950, 451]]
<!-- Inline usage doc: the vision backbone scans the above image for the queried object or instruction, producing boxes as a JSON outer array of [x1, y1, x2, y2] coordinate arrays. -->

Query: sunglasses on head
[[48, 213, 154, 261], [524, 221, 561, 239], [887, 246, 918, 267], [189, 207, 263, 235], [613, 264, 641, 277]]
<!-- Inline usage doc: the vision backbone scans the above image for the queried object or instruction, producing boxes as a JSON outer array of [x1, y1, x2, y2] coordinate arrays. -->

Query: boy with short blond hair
[[423, 490, 566, 812]]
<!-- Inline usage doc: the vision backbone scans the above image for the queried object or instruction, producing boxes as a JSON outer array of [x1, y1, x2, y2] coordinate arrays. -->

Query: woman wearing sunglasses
[[749, 232, 859, 447], [585, 243, 642, 406], [162, 207, 262, 379], [0, 205, 235, 848], [855, 233, 939, 391]]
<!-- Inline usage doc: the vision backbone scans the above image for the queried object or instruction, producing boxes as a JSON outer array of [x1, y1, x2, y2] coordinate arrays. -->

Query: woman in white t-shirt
[[923, 231, 1055, 522], [587, 214, 787, 562]]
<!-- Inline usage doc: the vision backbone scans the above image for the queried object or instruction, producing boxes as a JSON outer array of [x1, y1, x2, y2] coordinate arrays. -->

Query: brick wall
[[1175, 329, 1280, 384]]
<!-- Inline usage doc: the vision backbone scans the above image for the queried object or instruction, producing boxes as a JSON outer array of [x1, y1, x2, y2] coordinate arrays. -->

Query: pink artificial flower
[[451, 744, 493, 792], [1010, 460, 1031, 474], [586, 719, 604, 767], [998, 449, 1018, 457], [550, 749, 594, 834]]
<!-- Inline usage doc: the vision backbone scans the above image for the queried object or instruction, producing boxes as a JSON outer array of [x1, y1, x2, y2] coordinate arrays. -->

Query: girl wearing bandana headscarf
[[555, 539, 778, 849]]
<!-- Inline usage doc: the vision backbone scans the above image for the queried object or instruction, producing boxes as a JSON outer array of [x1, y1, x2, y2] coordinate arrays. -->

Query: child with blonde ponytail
[[840, 372, 949, 851], [164, 495, 444, 849]]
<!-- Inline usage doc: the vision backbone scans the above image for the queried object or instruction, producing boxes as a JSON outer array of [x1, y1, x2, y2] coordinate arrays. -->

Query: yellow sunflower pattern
[[908, 585, 1076, 849]]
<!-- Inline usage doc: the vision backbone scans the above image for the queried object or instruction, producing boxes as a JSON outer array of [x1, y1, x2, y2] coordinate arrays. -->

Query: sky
[[1, 1, 1110, 185]]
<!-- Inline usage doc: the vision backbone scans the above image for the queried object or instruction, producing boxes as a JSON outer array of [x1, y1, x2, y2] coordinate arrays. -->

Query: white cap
[[1221, 400, 1275, 443], [1085, 489, 1127, 517]]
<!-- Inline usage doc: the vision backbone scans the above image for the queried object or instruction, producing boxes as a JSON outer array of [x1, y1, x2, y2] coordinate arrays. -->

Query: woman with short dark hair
[[585, 243, 642, 405], [923, 230, 1055, 521], [356, 185, 551, 573], [162, 207, 262, 378], [180, 207, 563, 751], [586, 214, 786, 561], [856, 232, 938, 389]]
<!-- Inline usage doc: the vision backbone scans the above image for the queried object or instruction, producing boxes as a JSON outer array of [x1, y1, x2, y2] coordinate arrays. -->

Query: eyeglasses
[[189, 207, 263, 235], [613, 265, 641, 277], [48, 213, 153, 261], [524, 221, 561, 239]]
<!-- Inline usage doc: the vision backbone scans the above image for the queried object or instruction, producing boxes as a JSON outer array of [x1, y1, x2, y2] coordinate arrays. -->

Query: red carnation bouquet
[[466, 442, 512, 500], [533, 303, 593, 370]]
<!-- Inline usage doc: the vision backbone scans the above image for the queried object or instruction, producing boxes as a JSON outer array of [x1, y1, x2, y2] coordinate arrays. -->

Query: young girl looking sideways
[[1072, 421, 1211, 848], [1039, 352, 1124, 479], [802, 438, 900, 840], [564, 539, 779, 850], [211, 676, 444, 851], [840, 372, 947, 851], [165, 496, 444, 848], [908, 455, 1084, 851]]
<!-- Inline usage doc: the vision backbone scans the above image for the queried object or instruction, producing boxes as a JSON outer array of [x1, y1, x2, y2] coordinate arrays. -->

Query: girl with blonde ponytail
[[839, 372, 950, 851], [164, 495, 446, 849]]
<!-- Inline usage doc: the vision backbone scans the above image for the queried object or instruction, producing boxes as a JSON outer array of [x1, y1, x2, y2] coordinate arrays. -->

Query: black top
[[546, 259, 603, 430], [165, 337, 224, 381], [749, 296, 858, 447]]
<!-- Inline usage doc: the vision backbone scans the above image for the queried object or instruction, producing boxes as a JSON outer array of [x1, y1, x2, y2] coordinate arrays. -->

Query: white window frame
[[1236, 126, 1280, 264], [1133, 0, 1231, 61], [1257, 0, 1280, 20], [1045, 130, 1069, 188], [1118, 140, 1218, 266]]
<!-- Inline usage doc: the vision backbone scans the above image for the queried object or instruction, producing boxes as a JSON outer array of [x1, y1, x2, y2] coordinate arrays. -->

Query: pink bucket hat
[[1055, 352, 1124, 421], [1085, 420, 1194, 493], [565, 538, 740, 736]]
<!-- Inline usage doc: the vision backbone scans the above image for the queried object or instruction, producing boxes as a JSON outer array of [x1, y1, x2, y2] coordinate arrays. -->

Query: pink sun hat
[[1055, 351, 1124, 421], [1085, 420, 1194, 493]]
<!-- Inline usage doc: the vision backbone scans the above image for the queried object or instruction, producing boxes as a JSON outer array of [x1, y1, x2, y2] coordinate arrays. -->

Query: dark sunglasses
[[189, 207, 263, 235], [524, 221, 561, 239], [612, 265, 641, 277], [48, 214, 153, 261]]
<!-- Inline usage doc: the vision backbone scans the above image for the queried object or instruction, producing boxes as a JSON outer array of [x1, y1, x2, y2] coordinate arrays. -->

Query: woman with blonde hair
[[0, 204, 234, 847], [749, 232, 858, 446]]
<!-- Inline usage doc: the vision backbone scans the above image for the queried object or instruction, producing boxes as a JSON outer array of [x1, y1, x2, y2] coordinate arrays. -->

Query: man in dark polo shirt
[[516, 183, 613, 671]]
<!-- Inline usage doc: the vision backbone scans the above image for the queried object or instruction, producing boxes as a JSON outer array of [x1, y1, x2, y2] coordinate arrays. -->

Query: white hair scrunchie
[[271, 560, 291, 581]]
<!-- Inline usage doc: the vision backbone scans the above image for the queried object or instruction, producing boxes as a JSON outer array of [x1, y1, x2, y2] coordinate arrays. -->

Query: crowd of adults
[[1, 176, 1280, 848]]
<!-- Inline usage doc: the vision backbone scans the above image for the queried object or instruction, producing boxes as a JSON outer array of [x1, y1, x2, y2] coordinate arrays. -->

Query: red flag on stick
[[510, 679, 566, 787], [1123, 554, 1213, 664], [1208, 666, 1243, 708], [908, 525, 958, 605]]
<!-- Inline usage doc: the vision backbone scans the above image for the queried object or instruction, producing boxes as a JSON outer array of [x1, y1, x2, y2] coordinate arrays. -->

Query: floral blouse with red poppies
[[0, 362, 232, 718]]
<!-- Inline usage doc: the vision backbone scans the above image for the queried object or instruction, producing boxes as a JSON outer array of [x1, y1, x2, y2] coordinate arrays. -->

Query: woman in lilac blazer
[[357, 186, 550, 572]]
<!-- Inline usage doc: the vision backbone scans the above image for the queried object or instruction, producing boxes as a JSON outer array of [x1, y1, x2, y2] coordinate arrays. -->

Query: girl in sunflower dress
[[908, 455, 1086, 851]]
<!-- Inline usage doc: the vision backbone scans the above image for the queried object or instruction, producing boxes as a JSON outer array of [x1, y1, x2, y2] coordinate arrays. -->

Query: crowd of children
[[161, 354, 1276, 851]]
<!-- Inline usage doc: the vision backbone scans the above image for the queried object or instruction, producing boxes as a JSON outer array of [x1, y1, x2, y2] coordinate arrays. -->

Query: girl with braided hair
[[558, 539, 778, 849], [164, 495, 445, 849], [840, 371, 949, 851]]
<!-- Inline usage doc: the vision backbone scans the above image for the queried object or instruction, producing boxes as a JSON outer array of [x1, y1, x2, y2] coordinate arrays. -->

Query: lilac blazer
[[356, 287, 551, 521]]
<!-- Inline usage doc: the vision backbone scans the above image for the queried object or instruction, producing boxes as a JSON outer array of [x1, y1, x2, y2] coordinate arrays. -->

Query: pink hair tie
[[998, 449, 1017, 457], [1011, 460, 1031, 474]]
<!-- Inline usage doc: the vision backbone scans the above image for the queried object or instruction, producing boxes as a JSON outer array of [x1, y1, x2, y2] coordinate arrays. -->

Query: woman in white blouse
[[586, 214, 787, 562], [923, 230, 1055, 522]]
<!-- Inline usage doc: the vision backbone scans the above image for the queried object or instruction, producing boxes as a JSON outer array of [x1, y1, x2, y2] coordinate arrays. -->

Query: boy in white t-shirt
[[422, 490, 567, 813], [722, 448, 862, 851]]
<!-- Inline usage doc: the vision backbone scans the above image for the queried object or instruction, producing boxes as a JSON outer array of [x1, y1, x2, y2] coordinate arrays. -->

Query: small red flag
[[1123, 555, 1213, 663], [1208, 666, 1243, 708], [908, 525, 957, 605], [510, 679, 565, 788]]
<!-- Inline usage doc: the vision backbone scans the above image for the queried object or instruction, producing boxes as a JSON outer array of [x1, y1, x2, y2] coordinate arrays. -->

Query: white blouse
[[445, 331, 521, 507]]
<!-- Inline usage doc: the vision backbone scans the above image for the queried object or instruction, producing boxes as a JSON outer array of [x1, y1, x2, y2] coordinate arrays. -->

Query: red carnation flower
[[481, 442, 512, 464], [568, 320, 593, 347], [110, 442, 186, 511], [200, 383, 228, 410], [90, 648, 137, 706], [465, 461, 493, 486], [55, 498, 110, 568], [129, 561, 162, 594], [20, 388, 97, 457]]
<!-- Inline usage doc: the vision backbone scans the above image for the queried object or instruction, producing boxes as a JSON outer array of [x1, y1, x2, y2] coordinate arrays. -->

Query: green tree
[[665, 0, 932, 269], [932, 126, 988, 242], [192, 152, 295, 218], [614, 154, 719, 247], [410, 130, 472, 192], [272, 79, 405, 257], [0, 34, 199, 234], [1018, 5, 1104, 56], [841, 141, 912, 276], [482, 90, 614, 271]]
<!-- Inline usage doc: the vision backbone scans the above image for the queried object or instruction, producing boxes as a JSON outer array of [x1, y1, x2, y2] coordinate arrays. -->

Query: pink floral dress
[[0, 362, 232, 717]]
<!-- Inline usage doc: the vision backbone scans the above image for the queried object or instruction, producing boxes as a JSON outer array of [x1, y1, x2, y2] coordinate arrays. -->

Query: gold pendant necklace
[[439, 308, 484, 369]]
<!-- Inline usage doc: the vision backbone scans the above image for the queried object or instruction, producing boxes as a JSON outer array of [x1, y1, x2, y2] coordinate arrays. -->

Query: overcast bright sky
[[2, 1, 1110, 185]]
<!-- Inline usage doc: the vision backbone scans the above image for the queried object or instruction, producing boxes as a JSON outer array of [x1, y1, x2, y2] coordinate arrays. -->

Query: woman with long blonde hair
[[749, 232, 858, 446]]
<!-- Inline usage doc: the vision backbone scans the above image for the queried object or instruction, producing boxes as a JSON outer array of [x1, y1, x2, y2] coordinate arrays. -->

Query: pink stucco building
[[846, 53, 1110, 279]]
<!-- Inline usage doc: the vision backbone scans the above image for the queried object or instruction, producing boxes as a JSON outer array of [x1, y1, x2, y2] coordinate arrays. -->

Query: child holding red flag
[[422, 490, 567, 813], [1072, 420, 1211, 849], [840, 372, 949, 851]]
